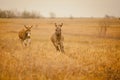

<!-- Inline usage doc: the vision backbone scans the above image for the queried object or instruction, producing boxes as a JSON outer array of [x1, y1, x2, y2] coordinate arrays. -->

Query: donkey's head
[[55, 23, 63, 36], [24, 25, 33, 38]]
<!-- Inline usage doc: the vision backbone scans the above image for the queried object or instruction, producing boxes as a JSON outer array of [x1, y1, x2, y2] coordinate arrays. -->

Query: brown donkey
[[18, 25, 33, 47], [51, 23, 64, 53]]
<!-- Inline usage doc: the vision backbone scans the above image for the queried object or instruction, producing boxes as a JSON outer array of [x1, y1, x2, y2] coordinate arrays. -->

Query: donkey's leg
[[60, 42, 64, 53], [26, 38, 31, 47], [23, 40, 27, 47], [53, 42, 60, 51]]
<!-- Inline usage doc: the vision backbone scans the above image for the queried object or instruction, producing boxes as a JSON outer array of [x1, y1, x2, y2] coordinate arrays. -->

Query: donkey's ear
[[24, 25, 28, 29], [55, 23, 57, 27], [60, 23, 63, 27]]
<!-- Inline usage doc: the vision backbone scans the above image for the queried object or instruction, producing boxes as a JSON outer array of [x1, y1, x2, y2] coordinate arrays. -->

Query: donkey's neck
[[56, 34, 61, 40], [24, 31, 30, 39]]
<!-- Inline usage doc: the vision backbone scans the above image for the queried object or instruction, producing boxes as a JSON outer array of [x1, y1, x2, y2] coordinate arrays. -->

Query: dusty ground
[[0, 18, 120, 80]]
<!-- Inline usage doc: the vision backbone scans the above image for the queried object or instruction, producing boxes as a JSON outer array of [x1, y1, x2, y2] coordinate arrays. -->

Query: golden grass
[[0, 18, 120, 80]]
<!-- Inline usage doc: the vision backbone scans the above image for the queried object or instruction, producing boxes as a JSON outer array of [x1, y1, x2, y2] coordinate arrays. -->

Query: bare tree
[[99, 17, 110, 37], [6, 10, 16, 18], [0, 9, 16, 18], [21, 10, 40, 18], [69, 15, 73, 19], [21, 10, 31, 18], [49, 12, 56, 18], [0, 9, 7, 18]]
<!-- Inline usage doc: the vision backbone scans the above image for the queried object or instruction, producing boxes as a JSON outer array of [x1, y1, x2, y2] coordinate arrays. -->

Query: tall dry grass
[[0, 18, 120, 80]]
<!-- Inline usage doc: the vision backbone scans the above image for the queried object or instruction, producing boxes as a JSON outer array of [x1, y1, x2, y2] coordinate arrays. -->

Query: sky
[[0, 0, 120, 17]]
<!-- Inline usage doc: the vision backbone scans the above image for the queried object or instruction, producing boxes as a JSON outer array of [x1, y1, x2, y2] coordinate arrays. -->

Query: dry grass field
[[0, 18, 120, 80]]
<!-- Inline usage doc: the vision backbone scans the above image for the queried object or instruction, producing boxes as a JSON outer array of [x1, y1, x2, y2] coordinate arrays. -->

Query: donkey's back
[[19, 29, 26, 40]]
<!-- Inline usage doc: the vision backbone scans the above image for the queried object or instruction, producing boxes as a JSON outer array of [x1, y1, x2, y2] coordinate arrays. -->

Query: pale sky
[[0, 0, 120, 17]]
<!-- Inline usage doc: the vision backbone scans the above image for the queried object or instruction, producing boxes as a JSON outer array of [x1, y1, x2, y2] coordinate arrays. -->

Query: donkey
[[51, 23, 64, 53], [18, 25, 32, 47]]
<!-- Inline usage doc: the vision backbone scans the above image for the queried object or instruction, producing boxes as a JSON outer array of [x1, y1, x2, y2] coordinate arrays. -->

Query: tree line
[[0, 9, 44, 18]]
